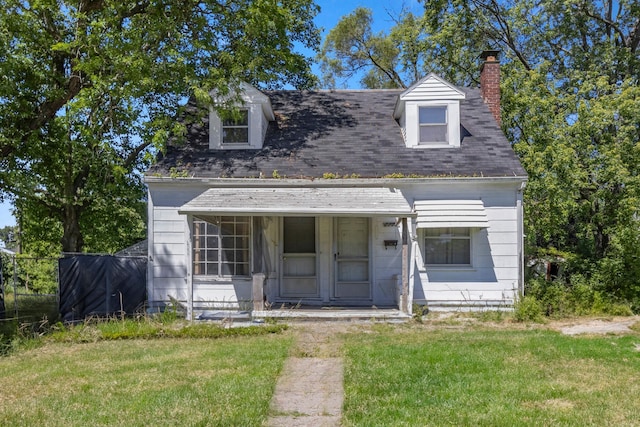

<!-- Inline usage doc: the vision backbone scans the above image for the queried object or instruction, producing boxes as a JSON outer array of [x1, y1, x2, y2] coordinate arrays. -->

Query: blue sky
[[0, 0, 422, 230]]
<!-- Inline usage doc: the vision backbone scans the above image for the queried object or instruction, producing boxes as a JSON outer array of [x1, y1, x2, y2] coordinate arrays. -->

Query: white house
[[145, 51, 527, 319]]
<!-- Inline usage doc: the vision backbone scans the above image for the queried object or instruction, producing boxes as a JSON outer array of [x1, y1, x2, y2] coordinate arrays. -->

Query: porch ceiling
[[178, 187, 415, 217]]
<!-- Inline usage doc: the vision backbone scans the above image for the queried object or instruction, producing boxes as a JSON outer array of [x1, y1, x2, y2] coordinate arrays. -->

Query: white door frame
[[332, 217, 372, 302]]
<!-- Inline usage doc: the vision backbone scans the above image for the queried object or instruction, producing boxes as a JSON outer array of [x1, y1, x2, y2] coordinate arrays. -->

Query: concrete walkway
[[266, 323, 347, 427]]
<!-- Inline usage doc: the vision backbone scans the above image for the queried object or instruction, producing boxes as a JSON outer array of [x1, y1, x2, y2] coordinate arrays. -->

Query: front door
[[280, 217, 318, 298], [334, 217, 371, 300]]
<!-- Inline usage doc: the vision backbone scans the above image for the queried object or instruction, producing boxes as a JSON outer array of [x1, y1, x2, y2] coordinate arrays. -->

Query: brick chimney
[[480, 50, 501, 125]]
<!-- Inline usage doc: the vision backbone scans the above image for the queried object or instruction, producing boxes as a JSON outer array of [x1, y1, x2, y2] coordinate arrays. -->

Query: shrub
[[523, 275, 634, 318], [513, 295, 544, 322]]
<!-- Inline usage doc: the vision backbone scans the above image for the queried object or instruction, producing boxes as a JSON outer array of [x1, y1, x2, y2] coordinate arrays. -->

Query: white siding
[[400, 180, 523, 308], [400, 75, 466, 101], [372, 217, 403, 305], [147, 179, 524, 311]]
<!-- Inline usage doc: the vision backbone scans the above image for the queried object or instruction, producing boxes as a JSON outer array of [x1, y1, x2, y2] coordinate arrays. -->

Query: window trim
[[421, 227, 473, 267], [418, 106, 448, 145], [192, 216, 252, 278], [404, 100, 461, 148], [221, 109, 250, 146]]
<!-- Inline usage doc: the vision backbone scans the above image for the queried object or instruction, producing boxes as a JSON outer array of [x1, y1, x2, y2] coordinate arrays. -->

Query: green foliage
[[0, 0, 320, 253], [411, 303, 429, 323], [15, 256, 58, 294], [513, 295, 545, 323], [48, 316, 288, 343], [525, 277, 633, 317]]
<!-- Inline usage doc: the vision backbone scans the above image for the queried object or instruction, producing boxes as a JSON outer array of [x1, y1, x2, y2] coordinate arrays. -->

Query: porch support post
[[252, 273, 265, 311], [186, 215, 194, 321], [401, 217, 409, 313]]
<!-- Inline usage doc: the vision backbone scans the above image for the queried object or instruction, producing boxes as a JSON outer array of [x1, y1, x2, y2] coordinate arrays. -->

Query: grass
[[2, 316, 639, 426], [0, 332, 293, 426], [342, 323, 640, 426]]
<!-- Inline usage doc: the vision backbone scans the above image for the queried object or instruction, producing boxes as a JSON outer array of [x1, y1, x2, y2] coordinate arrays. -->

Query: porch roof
[[179, 187, 415, 217], [414, 200, 489, 228]]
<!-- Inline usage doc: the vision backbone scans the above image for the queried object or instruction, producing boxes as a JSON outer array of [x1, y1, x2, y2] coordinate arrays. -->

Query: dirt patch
[[552, 316, 639, 336]]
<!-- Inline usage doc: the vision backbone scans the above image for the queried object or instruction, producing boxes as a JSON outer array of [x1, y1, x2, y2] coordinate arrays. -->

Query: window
[[193, 216, 250, 276], [423, 227, 471, 265], [222, 110, 249, 144], [419, 106, 448, 144]]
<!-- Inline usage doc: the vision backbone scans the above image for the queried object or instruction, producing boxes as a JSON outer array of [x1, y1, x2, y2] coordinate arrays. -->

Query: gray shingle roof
[[148, 88, 527, 178]]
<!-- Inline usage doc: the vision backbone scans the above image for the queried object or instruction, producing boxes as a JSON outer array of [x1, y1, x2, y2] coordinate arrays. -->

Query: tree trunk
[[60, 205, 84, 253]]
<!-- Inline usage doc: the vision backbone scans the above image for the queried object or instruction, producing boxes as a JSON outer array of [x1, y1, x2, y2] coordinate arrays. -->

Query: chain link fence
[[1, 251, 59, 335]]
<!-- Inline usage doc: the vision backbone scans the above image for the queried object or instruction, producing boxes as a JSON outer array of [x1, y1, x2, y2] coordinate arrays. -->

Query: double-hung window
[[222, 110, 249, 145], [419, 106, 448, 144], [193, 216, 250, 276], [423, 227, 471, 266]]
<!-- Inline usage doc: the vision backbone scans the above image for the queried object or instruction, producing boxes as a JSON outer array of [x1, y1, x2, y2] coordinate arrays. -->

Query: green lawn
[[1, 321, 639, 426], [0, 334, 292, 426], [342, 324, 640, 426]]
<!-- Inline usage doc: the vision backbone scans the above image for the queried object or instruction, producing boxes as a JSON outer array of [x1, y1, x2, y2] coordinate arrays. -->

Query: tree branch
[[581, 3, 629, 48], [123, 140, 154, 169]]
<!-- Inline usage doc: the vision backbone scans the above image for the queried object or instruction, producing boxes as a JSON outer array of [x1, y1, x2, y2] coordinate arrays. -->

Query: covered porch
[[178, 186, 415, 320]]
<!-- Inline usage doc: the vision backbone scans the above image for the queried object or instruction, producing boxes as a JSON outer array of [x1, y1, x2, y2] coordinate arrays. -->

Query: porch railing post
[[252, 273, 265, 312]]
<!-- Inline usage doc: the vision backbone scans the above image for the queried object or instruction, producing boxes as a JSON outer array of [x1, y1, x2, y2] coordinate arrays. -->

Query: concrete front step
[[253, 308, 411, 322]]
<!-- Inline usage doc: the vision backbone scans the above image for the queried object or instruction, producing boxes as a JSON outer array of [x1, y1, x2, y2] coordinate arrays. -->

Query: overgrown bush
[[524, 276, 633, 318], [513, 295, 544, 322]]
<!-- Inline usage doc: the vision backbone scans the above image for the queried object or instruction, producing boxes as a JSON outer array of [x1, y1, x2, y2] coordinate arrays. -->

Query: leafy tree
[[0, 0, 320, 254], [319, 1, 640, 308]]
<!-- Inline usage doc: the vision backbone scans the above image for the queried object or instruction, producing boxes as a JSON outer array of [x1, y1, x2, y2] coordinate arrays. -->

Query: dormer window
[[419, 106, 448, 144], [222, 110, 249, 145], [393, 74, 465, 149], [208, 82, 275, 150]]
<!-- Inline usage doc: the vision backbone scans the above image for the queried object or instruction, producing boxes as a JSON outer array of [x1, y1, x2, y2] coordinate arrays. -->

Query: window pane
[[425, 239, 448, 264], [235, 263, 249, 276], [222, 110, 248, 126], [420, 125, 448, 143], [206, 221, 219, 235], [193, 216, 250, 276], [223, 128, 248, 144], [221, 237, 235, 249], [236, 249, 248, 263], [205, 249, 218, 262], [220, 222, 234, 235], [283, 217, 315, 253], [221, 263, 233, 276], [236, 222, 249, 235], [451, 240, 471, 264], [206, 263, 218, 276], [236, 237, 249, 249], [207, 236, 218, 248], [419, 106, 447, 124], [424, 227, 471, 265]]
